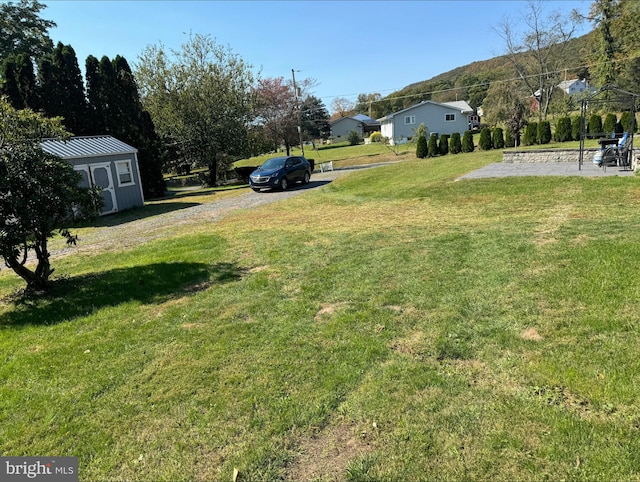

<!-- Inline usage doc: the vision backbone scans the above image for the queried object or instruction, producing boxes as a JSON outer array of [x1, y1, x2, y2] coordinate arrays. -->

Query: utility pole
[[292, 69, 305, 157]]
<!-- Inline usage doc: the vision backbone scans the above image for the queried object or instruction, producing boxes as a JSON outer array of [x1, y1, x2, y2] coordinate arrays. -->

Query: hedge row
[[415, 131, 470, 158]]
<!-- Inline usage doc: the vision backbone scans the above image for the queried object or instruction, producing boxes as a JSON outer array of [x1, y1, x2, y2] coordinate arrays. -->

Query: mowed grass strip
[[2, 151, 640, 481]]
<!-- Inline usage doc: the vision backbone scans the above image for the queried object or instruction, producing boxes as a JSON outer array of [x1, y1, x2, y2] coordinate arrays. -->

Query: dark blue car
[[249, 156, 311, 192]]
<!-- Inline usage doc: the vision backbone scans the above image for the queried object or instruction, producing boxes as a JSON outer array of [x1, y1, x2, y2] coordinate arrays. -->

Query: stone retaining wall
[[503, 147, 639, 170], [503, 148, 600, 163]]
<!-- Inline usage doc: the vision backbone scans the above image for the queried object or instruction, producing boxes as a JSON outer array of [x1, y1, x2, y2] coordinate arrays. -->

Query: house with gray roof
[[330, 114, 381, 142], [557, 78, 597, 96], [378, 100, 474, 145], [41, 135, 145, 215]]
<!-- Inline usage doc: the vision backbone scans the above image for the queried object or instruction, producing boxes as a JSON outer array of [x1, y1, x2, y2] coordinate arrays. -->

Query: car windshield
[[260, 157, 285, 170]]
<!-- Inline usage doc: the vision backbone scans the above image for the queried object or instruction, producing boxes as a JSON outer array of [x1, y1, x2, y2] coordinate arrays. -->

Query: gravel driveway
[[52, 169, 349, 259]]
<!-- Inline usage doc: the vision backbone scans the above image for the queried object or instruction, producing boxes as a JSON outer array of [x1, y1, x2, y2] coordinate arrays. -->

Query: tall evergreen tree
[[86, 53, 165, 197], [300, 95, 330, 141], [14, 52, 38, 109], [462, 130, 474, 153], [98, 55, 118, 133], [112, 55, 165, 198], [37, 43, 88, 135], [0, 55, 24, 108]]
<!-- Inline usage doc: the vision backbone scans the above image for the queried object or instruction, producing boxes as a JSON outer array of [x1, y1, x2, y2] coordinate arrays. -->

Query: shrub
[[416, 134, 428, 158], [537, 121, 552, 144], [615, 121, 624, 136], [571, 115, 582, 140], [439, 134, 449, 155], [554, 116, 572, 142], [603, 113, 617, 135], [620, 111, 636, 133], [523, 122, 537, 146], [347, 130, 361, 146], [479, 127, 492, 150], [492, 127, 505, 149], [369, 131, 382, 143], [462, 131, 474, 153], [449, 132, 462, 154], [427, 133, 438, 157], [588, 114, 603, 138], [505, 128, 515, 147]]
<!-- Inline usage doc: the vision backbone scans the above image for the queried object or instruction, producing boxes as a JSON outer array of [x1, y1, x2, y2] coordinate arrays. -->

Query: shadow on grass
[[0, 261, 246, 329], [253, 180, 333, 193], [86, 202, 201, 228]]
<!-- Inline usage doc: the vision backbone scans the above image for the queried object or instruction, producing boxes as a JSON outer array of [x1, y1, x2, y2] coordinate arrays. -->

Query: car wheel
[[303, 171, 310, 184], [280, 178, 288, 191]]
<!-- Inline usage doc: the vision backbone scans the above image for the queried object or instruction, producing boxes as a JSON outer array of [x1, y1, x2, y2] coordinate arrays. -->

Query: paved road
[[458, 161, 635, 179]]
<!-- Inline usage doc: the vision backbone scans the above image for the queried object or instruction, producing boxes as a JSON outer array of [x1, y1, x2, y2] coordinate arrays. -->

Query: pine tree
[[479, 127, 492, 150], [492, 127, 504, 149], [14, 53, 38, 109], [588, 114, 603, 138], [571, 115, 582, 141], [37, 43, 88, 135], [620, 111, 636, 133], [427, 133, 438, 157], [523, 122, 538, 145], [462, 131, 474, 153], [449, 132, 462, 154], [439, 134, 449, 155], [505, 128, 515, 148], [112, 55, 165, 198], [0, 56, 24, 108], [537, 121, 552, 144], [416, 134, 428, 158], [603, 113, 617, 135], [554, 117, 572, 142]]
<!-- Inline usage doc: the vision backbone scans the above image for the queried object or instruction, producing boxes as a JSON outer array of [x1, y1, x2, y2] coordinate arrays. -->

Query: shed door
[[75, 163, 118, 215]]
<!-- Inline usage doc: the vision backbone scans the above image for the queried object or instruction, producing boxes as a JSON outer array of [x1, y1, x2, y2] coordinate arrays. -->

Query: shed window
[[445, 113, 456, 122], [115, 160, 134, 186], [404, 116, 416, 125]]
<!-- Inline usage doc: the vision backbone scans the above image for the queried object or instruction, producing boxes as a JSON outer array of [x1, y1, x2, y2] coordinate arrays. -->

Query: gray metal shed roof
[[40, 135, 137, 159]]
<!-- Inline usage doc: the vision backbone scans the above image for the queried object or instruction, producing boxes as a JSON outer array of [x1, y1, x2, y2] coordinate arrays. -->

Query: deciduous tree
[[0, 98, 100, 291], [253, 76, 297, 154], [136, 34, 255, 186], [330, 97, 355, 118], [495, 0, 578, 121], [0, 0, 55, 61]]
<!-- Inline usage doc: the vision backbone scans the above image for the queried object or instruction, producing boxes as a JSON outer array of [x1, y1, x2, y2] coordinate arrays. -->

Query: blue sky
[[42, 0, 593, 112]]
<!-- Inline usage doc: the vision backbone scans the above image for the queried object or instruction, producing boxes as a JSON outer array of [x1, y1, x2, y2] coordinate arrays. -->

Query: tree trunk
[[207, 161, 217, 187], [4, 256, 48, 290]]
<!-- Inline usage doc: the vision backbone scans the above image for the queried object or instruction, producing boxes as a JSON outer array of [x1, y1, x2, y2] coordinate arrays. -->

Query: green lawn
[[233, 142, 414, 169], [2, 149, 640, 481]]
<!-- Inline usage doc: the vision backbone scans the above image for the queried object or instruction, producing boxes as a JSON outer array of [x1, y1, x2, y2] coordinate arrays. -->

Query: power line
[[321, 53, 640, 107]]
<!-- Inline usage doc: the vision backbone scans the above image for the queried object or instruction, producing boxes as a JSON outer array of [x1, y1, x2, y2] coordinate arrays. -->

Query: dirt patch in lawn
[[521, 327, 543, 341], [286, 422, 373, 481], [314, 302, 349, 322]]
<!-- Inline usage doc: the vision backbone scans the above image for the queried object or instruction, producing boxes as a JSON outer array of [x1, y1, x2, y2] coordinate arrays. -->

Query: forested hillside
[[367, 32, 593, 119]]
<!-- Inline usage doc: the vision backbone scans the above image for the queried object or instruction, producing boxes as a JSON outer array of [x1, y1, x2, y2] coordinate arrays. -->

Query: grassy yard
[[2, 149, 640, 481], [233, 142, 414, 169]]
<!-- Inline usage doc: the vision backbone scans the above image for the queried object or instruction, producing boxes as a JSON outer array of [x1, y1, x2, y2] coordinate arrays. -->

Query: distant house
[[378, 100, 475, 145], [330, 114, 380, 142], [531, 79, 598, 110], [41, 135, 145, 216], [557, 78, 597, 96], [352, 114, 381, 136]]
